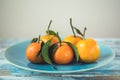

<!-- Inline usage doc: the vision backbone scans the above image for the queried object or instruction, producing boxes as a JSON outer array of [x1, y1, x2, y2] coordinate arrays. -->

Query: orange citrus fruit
[[63, 35, 82, 45], [76, 38, 100, 63], [53, 43, 74, 64], [26, 42, 43, 63], [40, 35, 59, 45]]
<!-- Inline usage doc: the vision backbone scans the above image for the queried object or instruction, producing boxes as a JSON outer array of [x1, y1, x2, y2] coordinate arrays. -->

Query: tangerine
[[26, 42, 43, 63], [53, 43, 74, 64], [76, 38, 100, 63], [40, 35, 59, 45]]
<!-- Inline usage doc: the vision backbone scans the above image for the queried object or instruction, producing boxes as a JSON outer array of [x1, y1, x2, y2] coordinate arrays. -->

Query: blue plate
[[4, 40, 115, 73]]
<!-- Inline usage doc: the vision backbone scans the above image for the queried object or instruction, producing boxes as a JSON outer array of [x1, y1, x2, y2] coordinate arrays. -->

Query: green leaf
[[31, 38, 38, 43], [42, 39, 52, 64], [36, 41, 44, 57], [49, 43, 58, 59], [46, 30, 62, 44], [73, 27, 83, 37], [46, 30, 57, 36], [65, 42, 79, 62]]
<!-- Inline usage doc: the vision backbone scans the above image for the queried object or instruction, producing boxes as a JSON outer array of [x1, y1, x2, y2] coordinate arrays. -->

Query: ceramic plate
[[4, 40, 115, 73]]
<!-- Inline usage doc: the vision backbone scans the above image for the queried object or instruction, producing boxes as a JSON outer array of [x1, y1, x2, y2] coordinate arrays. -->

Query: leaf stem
[[83, 27, 87, 40], [70, 18, 76, 37], [57, 32, 62, 46], [38, 35, 41, 43], [47, 20, 52, 35]]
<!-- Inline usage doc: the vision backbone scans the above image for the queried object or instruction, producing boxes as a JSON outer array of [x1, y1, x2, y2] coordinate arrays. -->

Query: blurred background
[[0, 0, 120, 39]]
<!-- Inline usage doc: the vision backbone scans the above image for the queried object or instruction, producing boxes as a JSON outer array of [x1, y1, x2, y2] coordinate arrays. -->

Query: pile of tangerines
[[26, 18, 100, 65]]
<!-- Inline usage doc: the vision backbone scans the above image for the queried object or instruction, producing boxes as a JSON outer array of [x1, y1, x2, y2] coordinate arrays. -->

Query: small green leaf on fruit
[[31, 38, 38, 43], [36, 41, 44, 57], [46, 30, 57, 36], [42, 39, 52, 64], [65, 42, 79, 62], [49, 43, 58, 59], [74, 27, 83, 37]]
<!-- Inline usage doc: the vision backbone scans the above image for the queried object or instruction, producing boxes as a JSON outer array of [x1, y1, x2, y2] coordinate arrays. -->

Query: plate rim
[[4, 40, 115, 74]]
